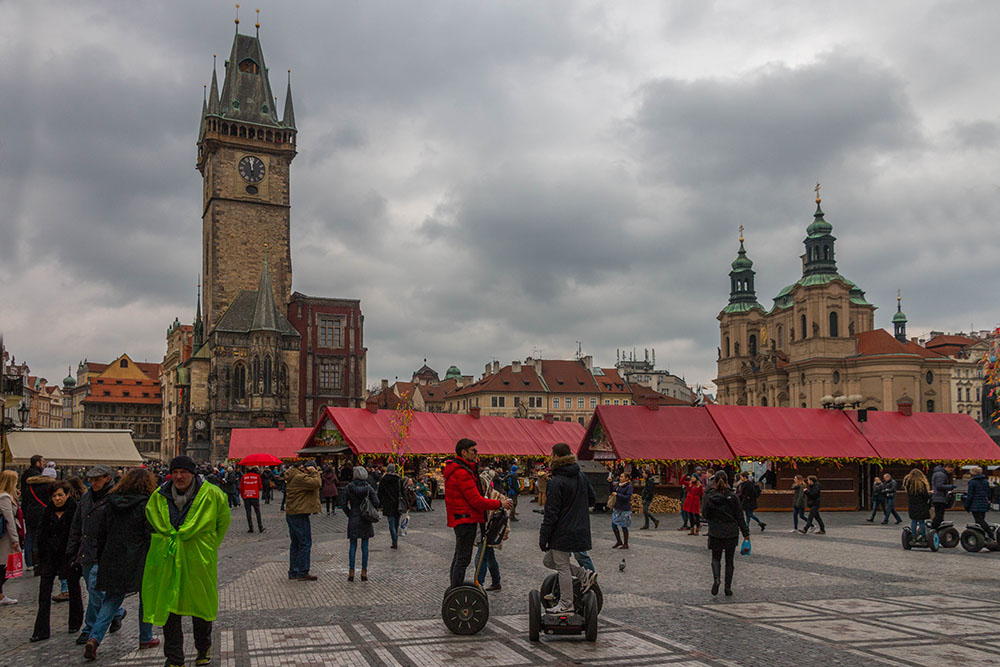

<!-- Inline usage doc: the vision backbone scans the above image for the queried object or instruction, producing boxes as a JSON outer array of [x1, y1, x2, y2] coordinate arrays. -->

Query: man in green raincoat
[[143, 456, 230, 667]]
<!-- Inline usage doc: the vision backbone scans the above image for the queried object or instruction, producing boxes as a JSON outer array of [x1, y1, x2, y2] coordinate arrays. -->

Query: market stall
[[227, 427, 313, 461], [4, 429, 143, 469]]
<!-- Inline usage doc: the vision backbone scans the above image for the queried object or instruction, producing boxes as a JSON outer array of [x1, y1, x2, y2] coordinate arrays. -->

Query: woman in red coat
[[682, 474, 705, 535]]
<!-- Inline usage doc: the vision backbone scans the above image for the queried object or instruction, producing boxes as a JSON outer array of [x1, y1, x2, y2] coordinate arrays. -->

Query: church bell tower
[[198, 17, 297, 327]]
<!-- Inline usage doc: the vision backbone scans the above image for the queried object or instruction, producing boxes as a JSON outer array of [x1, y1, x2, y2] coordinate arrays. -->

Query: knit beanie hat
[[169, 455, 198, 475]]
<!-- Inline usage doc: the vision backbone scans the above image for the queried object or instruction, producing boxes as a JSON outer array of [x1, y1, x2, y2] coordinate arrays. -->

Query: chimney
[[380, 379, 389, 390], [543, 413, 554, 423], [896, 395, 913, 417], [493, 360, 500, 374], [365, 396, 379, 414], [470, 406, 481, 419], [512, 360, 521, 373], [484, 363, 491, 376], [277, 421, 286, 431], [645, 395, 660, 411], [582, 355, 593, 371]]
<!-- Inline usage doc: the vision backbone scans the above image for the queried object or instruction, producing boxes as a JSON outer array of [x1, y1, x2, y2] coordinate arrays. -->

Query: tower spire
[[892, 288, 908, 342], [193, 278, 204, 349], [283, 70, 296, 128], [724, 228, 763, 314], [207, 56, 220, 115], [803, 186, 836, 276]]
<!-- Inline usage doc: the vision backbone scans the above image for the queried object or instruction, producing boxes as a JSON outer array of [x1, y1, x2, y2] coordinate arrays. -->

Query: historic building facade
[[714, 194, 954, 412], [925, 333, 989, 420], [80, 354, 162, 455], [161, 27, 365, 461]]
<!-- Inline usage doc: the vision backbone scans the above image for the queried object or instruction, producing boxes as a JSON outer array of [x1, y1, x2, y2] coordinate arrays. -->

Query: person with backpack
[[701, 472, 750, 596], [866, 474, 885, 523], [799, 475, 826, 534], [475, 468, 509, 591], [444, 439, 512, 590], [737, 472, 766, 532], [342, 466, 380, 582], [881, 473, 903, 525], [538, 443, 597, 614]]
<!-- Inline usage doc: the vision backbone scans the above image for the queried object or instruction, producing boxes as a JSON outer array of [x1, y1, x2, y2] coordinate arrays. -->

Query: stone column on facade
[[882, 375, 894, 411]]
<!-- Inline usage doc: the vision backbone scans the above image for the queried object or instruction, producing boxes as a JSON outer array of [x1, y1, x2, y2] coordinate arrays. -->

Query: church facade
[[160, 27, 366, 462], [714, 193, 954, 413]]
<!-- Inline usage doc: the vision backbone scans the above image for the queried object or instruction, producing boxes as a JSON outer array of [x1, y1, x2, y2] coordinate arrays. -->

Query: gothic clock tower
[[197, 27, 296, 327]]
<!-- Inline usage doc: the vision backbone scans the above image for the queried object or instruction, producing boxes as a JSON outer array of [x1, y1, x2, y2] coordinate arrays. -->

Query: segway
[[960, 523, 1000, 552], [935, 521, 960, 548], [528, 571, 602, 642], [441, 509, 507, 635], [900, 525, 940, 551]]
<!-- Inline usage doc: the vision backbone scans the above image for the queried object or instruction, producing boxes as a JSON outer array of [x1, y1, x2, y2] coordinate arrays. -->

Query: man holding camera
[[285, 460, 321, 581]]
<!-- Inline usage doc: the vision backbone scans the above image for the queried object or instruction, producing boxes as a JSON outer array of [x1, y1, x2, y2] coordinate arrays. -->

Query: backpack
[[483, 508, 508, 547], [750, 481, 762, 501]]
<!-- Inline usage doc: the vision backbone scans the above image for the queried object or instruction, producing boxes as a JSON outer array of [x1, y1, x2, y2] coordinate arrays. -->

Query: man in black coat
[[19, 454, 46, 570], [538, 443, 596, 614], [799, 475, 826, 535], [377, 463, 402, 549]]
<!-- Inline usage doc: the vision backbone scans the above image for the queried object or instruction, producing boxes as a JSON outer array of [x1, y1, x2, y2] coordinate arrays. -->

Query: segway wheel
[[583, 590, 598, 642], [900, 527, 912, 550], [940, 527, 960, 549], [528, 589, 541, 642], [541, 572, 605, 614], [928, 529, 940, 552], [961, 530, 985, 553], [442, 584, 489, 635]]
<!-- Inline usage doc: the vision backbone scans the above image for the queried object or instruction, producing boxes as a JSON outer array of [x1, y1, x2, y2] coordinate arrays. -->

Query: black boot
[[724, 565, 734, 596], [711, 560, 721, 596]]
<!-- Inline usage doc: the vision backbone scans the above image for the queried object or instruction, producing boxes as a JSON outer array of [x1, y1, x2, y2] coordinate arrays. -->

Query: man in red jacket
[[445, 439, 512, 589], [240, 467, 265, 534]]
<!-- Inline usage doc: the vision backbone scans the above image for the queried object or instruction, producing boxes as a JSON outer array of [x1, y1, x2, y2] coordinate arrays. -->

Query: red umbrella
[[238, 453, 283, 466]]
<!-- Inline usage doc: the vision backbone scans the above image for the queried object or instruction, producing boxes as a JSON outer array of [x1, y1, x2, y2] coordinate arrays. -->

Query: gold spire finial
[[815, 182, 821, 204], [739, 224, 744, 243], [235, 4, 240, 27], [897, 288, 901, 302]]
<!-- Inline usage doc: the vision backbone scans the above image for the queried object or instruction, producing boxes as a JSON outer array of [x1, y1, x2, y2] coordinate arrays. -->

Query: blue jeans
[[745, 508, 764, 527], [90, 591, 126, 644], [349, 538, 369, 570], [680, 510, 690, 527], [911, 519, 926, 538], [869, 498, 884, 521], [387, 515, 399, 546], [138, 596, 153, 643], [574, 551, 595, 572], [285, 514, 312, 578], [81, 565, 123, 638], [475, 545, 500, 585], [792, 507, 808, 530], [883, 498, 902, 523]]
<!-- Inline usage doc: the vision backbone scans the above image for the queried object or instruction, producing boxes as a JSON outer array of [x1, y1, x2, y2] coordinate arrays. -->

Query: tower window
[[263, 356, 273, 395], [829, 311, 839, 338], [777, 326, 784, 347], [824, 245, 830, 260], [120, 359, 128, 368], [238, 59, 259, 74], [801, 314, 807, 339], [748, 334, 757, 356]]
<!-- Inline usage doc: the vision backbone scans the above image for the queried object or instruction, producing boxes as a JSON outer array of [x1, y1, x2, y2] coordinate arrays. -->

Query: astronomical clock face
[[238, 155, 265, 183], [195, 419, 207, 431]]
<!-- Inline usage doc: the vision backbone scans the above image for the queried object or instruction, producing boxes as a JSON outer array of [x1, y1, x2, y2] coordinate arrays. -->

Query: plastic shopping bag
[[399, 514, 409, 537], [740, 538, 751, 556], [6, 552, 24, 579]]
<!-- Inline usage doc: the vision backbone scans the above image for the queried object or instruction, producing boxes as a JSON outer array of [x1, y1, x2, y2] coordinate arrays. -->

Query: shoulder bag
[[360, 492, 381, 523]]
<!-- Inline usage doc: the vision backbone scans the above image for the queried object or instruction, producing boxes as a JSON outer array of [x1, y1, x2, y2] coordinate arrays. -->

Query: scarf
[[170, 480, 196, 512]]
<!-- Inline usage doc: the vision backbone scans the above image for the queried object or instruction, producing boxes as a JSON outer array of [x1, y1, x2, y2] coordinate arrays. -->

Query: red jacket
[[443, 456, 501, 527], [682, 478, 704, 514], [240, 473, 262, 499]]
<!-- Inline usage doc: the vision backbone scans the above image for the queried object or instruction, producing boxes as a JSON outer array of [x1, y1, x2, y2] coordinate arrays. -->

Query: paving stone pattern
[[2, 501, 999, 666]]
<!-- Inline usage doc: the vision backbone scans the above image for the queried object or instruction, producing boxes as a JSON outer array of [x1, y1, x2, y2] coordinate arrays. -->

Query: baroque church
[[161, 22, 367, 462], [714, 191, 954, 412]]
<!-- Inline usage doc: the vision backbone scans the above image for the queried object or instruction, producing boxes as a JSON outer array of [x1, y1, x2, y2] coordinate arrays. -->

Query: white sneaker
[[545, 600, 574, 614], [0, 596, 17, 605], [579, 570, 598, 595]]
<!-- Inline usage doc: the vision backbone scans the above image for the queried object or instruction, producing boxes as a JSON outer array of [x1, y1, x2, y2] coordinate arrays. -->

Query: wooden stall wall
[[761, 462, 861, 511]]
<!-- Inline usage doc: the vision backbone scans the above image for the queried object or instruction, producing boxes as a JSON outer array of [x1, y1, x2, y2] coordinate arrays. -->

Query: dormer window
[[238, 58, 260, 74]]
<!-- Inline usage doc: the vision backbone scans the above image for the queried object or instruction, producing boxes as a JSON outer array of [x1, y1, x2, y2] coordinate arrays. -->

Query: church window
[[238, 59, 260, 74], [800, 314, 807, 339], [233, 364, 246, 400], [319, 363, 341, 390], [725, 336, 730, 357], [777, 326, 783, 347], [252, 356, 260, 392], [263, 356, 273, 394], [748, 335, 757, 356], [926, 399, 935, 413], [239, 125, 247, 138], [829, 311, 839, 338], [977, 387, 981, 401], [761, 396, 768, 406]]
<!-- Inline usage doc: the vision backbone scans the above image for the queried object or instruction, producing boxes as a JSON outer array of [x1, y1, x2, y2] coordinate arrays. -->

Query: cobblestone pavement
[[3, 500, 1000, 666]]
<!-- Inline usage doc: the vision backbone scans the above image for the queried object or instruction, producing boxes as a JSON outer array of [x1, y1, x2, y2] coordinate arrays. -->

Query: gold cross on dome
[[739, 225, 744, 243], [815, 182, 821, 202]]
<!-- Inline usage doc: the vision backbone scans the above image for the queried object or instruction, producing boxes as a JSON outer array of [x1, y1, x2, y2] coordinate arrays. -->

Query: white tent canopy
[[5, 429, 143, 467]]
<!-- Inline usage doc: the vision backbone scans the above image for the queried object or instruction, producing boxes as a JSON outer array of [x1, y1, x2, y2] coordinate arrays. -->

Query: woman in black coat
[[342, 466, 380, 582], [701, 472, 749, 597], [87, 468, 159, 657], [31, 481, 82, 642], [904, 468, 932, 539]]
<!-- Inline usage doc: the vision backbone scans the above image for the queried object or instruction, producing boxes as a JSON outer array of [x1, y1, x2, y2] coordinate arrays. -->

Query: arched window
[[801, 314, 807, 339], [926, 399, 935, 413], [252, 356, 260, 393], [238, 58, 260, 74], [734, 341, 740, 356], [761, 396, 768, 407], [232, 364, 246, 400], [726, 336, 731, 357], [263, 356, 273, 395], [777, 326, 784, 347], [829, 311, 839, 338], [749, 334, 757, 356], [823, 245, 830, 260]]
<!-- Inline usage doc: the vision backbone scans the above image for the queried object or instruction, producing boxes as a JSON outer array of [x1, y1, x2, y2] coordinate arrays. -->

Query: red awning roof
[[845, 411, 1000, 462], [582, 405, 733, 462], [707, 405, 879, 460], [227, 428, 313, 460], [305, 408, 585, 457]]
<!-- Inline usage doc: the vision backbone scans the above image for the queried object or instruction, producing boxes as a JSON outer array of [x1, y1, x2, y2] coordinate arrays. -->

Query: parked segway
[[441, 509, 507, 635], [900, 525, 940, 551], [528, 572, 602, 642], [960, 523, 1000, 552]]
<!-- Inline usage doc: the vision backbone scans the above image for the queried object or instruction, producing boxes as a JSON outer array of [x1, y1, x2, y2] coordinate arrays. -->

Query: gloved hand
[[539, 541, 549, 552]]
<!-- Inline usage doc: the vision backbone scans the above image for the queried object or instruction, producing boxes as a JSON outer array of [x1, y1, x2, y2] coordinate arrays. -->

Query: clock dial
[[238, 155, 265, 183], [195, 419, 207, 430]]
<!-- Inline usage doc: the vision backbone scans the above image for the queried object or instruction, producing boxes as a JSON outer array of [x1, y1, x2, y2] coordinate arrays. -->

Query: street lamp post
[[1, 401, 30, 471]]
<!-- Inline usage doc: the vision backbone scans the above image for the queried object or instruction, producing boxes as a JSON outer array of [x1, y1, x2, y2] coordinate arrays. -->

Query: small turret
[[723, 226, 764, 314], [283, 70, 296, 129], [893, 289, 908, 342], [803, 184, 838, 276]]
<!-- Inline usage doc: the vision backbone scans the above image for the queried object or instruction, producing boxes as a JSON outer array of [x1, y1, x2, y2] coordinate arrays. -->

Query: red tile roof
[[539, 360, 599, 394], [595, 368, 631, 394], [631, 386, 690, 406], [855, 329, 943, 359], [448, 364, 547, 397], [416, 379, 459, 402], [925, 334, 981, 358], [83, 378, 161, 404]]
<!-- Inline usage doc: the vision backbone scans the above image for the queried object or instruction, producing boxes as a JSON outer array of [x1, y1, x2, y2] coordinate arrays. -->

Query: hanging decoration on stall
[[388, 390, 415, 465]]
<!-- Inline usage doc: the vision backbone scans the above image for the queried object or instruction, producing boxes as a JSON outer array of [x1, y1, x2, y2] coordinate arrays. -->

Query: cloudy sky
[[2, 1, 999, 393]]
